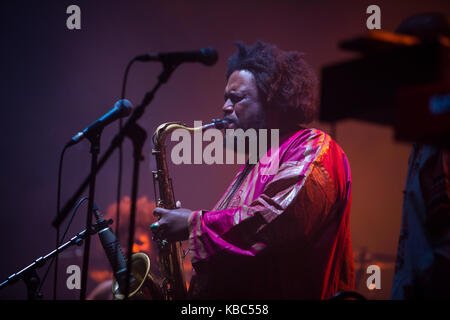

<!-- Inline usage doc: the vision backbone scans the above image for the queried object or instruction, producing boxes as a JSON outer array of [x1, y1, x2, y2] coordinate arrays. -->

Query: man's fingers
[[153, 207, 168, 218], [150, 221, 160, 232], [176, 201, 182, 208], [150, 219, 167, 238]]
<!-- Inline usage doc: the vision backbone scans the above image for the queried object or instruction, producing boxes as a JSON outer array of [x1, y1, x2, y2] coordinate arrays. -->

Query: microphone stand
[[123, 63, 178, 299], [0, 219, 110, 300], [52, 61, 179, 299], [123, 121, 147, 299], [79, 131, 101, 300]]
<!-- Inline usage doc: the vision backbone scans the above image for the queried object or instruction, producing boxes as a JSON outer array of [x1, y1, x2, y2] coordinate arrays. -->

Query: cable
[[52, 143, 69, 299], [115, 57, 137, 239], [39, 196, 89, 294]]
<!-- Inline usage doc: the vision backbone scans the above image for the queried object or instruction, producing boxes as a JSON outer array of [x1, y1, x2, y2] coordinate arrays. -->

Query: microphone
[[135, 47, 218, 66], [66, 99, 133, 147], [93, 204, 135, 294]]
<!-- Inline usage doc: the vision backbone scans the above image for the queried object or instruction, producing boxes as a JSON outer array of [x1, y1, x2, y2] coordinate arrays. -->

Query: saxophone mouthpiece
[[212, 118, 228, 129], [200, 119, 228, 131]]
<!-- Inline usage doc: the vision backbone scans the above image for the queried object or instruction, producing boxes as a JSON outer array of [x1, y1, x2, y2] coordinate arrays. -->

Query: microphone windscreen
[[114, 99, 133, 117], [200, 47, 219, 66]]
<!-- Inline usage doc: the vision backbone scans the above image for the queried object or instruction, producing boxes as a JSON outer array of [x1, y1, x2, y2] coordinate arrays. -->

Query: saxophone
[[111, 118, 227, 300], [151, 118, 228, 300]]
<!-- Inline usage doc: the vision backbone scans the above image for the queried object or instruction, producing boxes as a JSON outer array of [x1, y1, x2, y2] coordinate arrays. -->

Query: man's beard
[[222, 115, 268, 159]]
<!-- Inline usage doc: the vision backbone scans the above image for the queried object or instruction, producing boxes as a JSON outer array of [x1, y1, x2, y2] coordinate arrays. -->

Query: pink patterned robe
[[187, 128, 355, 299]]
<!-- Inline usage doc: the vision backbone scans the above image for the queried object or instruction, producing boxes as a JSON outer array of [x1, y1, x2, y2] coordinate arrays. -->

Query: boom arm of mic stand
[[0, 219, 111, 298], [52, 64, 178, 229]]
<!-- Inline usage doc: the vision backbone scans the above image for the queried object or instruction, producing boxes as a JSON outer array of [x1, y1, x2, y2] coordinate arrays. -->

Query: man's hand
[[151, 201, 192, 242]]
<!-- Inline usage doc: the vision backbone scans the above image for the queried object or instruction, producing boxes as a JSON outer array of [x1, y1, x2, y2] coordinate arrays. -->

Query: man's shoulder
[[280, 127, 348, 166], [284, 127, 330, 145], [281, 128, 331, 157]]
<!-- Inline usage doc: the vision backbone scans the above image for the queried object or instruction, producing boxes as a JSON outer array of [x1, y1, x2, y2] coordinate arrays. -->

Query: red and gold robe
[[187, 128, 355, 299]]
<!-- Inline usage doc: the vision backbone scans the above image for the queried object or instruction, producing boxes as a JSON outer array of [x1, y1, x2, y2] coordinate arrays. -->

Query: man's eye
[[224, 93, 245, 104], [230, 95, 243, 103]]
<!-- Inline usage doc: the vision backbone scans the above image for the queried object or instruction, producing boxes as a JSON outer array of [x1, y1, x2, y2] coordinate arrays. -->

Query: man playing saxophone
[[151, 41, 355, 299]]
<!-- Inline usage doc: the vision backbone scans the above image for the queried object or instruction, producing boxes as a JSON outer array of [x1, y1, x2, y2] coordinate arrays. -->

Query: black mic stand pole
[[79, 131, 101, 300], [123, 62, 177, 299], [122, 122, 146, 299]]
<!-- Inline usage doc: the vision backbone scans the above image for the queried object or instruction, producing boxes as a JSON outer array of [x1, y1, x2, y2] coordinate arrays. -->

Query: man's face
[[222, 70, 267, 131]]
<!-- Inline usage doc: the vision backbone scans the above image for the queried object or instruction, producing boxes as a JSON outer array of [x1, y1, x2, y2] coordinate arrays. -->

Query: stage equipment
[[135, 47, 218, 66], [320, 30, 450, 145], [51, 47, 218, 299], [92, 205, 163, 299], [66, 99, 133, 147], [0, 216, 109, 299]]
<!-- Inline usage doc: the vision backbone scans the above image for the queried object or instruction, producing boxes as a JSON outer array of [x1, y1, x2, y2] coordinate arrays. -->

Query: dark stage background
[[1, 0, 449, 300]]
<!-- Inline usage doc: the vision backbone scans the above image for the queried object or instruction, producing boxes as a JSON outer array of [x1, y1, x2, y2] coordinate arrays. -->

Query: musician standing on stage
[[152, 41, 355, 299], [390, 13, 450, 300]]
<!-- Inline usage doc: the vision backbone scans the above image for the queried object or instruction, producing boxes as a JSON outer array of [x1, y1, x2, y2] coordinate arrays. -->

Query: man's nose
[[222, 100, 234, 113]]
